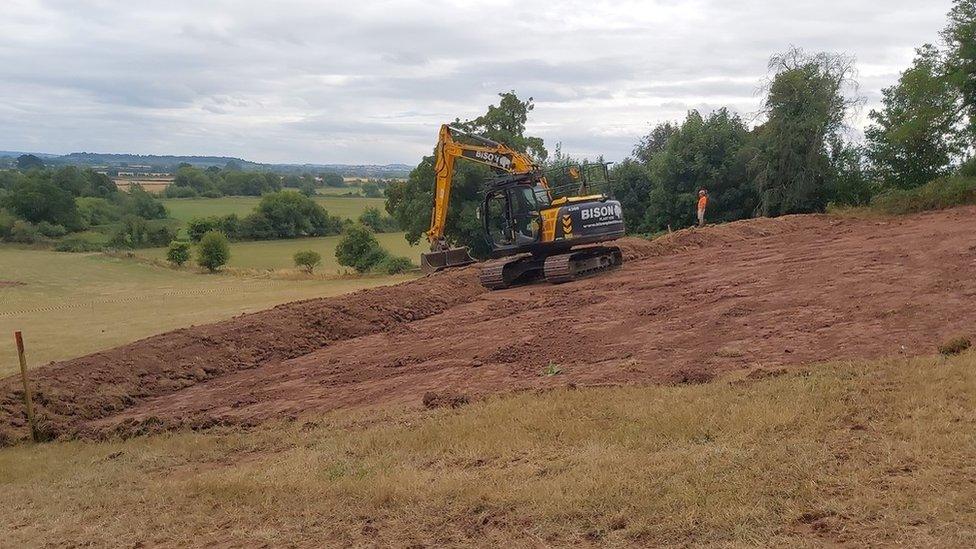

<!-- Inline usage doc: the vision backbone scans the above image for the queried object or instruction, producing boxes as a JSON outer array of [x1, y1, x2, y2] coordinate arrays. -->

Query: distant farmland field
[[113, 177, 173, 193], [159, 196, 388, 224]]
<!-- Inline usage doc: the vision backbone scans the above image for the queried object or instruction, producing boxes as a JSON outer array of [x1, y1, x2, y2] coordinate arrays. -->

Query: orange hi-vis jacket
[[697, 195, 708, 211]]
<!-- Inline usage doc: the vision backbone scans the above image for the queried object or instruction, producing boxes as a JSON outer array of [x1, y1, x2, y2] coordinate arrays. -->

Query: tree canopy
[[866, 45, 964, 189], [752, 48, 861, 216], [944, 0, 976, 137], [386, 92, 547, 258]]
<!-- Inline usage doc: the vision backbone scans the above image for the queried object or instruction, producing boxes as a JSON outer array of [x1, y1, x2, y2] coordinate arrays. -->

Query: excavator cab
[[482, 174, 550, 254]]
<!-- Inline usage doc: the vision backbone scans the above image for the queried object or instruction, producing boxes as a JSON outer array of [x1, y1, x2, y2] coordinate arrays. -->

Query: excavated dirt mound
[[3, 208, 976, 444]]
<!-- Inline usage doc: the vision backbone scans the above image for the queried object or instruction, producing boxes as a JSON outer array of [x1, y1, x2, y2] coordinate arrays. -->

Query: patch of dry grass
[[2, 353, 975, 547], [939, 336, 971, 356]]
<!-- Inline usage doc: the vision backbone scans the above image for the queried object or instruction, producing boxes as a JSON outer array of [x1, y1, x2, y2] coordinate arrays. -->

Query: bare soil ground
[[3, 207, 976, 444]]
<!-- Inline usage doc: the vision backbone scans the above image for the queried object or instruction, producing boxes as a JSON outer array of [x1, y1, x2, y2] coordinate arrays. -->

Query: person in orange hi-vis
[[696, 189, 709, 227]]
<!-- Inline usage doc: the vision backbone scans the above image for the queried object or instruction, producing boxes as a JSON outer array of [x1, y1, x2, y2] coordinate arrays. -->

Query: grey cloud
[[0, 0, 957, 164]]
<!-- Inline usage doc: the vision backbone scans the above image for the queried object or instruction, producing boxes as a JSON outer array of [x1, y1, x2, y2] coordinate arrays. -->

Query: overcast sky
[[0, 0, 955, 165]]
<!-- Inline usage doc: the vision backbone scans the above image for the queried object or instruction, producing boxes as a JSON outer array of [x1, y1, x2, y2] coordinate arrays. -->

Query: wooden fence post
[[15, 331, 39, 442]]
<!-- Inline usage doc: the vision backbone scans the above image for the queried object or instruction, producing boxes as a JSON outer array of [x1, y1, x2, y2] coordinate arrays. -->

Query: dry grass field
[[1, 353, 973, 546]]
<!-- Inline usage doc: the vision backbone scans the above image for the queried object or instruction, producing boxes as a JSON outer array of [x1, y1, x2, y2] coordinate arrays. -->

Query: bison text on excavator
[[421, 124, 626, 290]]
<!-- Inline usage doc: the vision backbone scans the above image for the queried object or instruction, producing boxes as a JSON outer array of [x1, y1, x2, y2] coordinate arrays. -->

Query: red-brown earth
[[2, 207, 975, 444]]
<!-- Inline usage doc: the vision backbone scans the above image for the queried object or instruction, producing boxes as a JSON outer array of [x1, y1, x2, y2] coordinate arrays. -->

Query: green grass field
[[159, 195, 388, 224], [0, 247, 415, 375], [136, 232, 421, 271]]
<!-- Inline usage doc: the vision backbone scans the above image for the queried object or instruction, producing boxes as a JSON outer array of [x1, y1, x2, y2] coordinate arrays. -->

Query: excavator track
[[479, 255, 546, 290], [543, 246, 623, 284]]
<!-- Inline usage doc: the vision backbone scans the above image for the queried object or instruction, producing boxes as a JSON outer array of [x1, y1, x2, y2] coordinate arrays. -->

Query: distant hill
[[270, 163, 413, 179], [0, 151, 412, 178], [0, 151, 61, 159], [58, 152, 265, 171]]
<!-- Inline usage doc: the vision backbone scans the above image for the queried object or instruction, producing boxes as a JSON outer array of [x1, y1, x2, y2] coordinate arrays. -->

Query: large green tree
[[631, 121, 678, 165], [612, 110, 755, 233], [251, 190, 342, 238], [752, 48, 860, 216], [3, 175, 82, 229], [866, 45, 964, 189], [385, 92, 546, 258], [651, 108, 755, 229], [173, 166, 214, 193], [944, 0, 976, 137], [608, 159, 656, 234], [52, 166, 118, 197], [451, 92, 547, 162]]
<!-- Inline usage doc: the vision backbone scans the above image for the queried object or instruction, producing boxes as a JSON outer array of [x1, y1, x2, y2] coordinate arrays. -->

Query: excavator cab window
[[511, 185, 543, 245], [483, 184, 545, 251], [484, 191, 513, 247]]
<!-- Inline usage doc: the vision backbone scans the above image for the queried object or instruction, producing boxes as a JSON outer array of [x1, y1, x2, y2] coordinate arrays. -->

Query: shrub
[[358, 206, 400, 233], [960, 157, 976, 178], [376, 255, 414, 274], [322, 172, 344, 187], [293, 250, 322, 273], [173, 166, 214, 193], [4, 177, 82, 230], [187, 215, 241, 242], [76, 197, 121, 226], [36, 221, 67, 238], [870, 176, 976, 215], [8, 220, 41, 243], [255, 191, 343, 238], [166, 240, 192, 266], [196, 230, 230, 272], [299, 181, 317, 197], [362, 181, 383, 198], [54, 236, 104, 252], [161, 185, 199, 198], [200, 189, 224, 198], [938, 336, 971, 356], [108, 217, 178, 248], [216, 171, 280, 196], [335, 224, 384, 273], [0, 209, 16, 240], [116, 185, 167, 220], [239, 212, 276, 240], [356, 247, 390, 273]]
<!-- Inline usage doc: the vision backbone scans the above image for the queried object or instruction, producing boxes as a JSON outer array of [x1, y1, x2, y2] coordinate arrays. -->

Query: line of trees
[[165, 164, 351, 199], [184, 191, 345, 242], [386, 1, 975, 251], [0, 166, 176, 249], [183, 196, 399, 244]]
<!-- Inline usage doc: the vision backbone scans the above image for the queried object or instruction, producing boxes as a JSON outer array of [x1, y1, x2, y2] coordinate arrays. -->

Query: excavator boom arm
[[428, 125, 536, 246]]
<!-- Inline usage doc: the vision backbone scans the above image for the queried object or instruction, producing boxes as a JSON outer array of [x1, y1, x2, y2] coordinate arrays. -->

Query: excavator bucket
[[420, 247, 476, 274]]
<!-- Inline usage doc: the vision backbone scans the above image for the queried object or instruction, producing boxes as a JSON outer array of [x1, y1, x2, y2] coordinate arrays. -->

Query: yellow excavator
[[421, 124, 626, 289]]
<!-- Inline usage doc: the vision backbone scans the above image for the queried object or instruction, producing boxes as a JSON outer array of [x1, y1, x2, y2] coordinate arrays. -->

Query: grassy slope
[[1, 353, 973, 546], [136, 232, 421, 271], [159, 195, 388, 224], [0, 247, 414, 375]]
